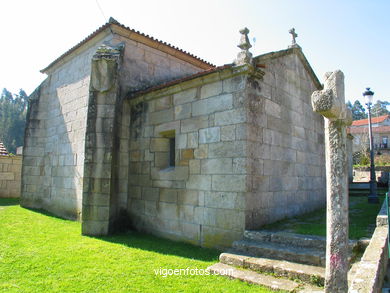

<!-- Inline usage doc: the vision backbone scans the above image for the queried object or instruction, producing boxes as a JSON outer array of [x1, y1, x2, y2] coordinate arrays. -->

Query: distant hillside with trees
[[0, 88, 28, 154], [346, 99, 389, 120]]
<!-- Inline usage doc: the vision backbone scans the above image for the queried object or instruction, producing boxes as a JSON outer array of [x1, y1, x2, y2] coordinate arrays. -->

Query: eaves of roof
[[351, 115, 389, 126], [41, 18, 215, 74], [127, 47, 323, 100], [127, 64, 233, 99], [348, 125, 390, 134], [254, 47, 322, 90]]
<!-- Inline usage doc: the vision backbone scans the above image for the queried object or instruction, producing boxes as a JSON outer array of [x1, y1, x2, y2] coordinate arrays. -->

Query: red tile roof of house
[[348, 125, 390, 134], [41, 17, 215, 73], [351, 114, 389, 126], [0, 141, 8, 156]]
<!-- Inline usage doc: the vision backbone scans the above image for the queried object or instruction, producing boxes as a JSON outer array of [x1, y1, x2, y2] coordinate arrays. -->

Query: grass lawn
[[263, 196, 385, 239], [0, 198, 277, 293]]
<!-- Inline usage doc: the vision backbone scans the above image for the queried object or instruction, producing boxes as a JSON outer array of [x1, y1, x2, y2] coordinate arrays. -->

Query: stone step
[[297, 285, 324, 293], [349, 183, 370, 190], [207, 262, 301, 292], [233, 239, 326, 266], [244, 230, 359, 251], [244, 230, 328, 250], [220, 252, 325, 286]]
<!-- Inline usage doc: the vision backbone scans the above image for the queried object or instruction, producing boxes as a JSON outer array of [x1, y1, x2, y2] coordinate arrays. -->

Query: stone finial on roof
[[234, 27, 253, 66], [288, 28, 301, 49], [108, 17, 120, 25], [91, 41, 125, 92], [93, 42, 124, 60]]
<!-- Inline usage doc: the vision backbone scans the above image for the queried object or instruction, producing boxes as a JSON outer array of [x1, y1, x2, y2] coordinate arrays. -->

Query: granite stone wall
[[22, 30, 206, 221], [21, 33, 115, 219], [80, 34, 207, 235], [0, 156, 22, 198], [124, 52, 326, 248], [246, 50, 326, 228], [108, 34, 206, 219], [126, 66, 257, 248]]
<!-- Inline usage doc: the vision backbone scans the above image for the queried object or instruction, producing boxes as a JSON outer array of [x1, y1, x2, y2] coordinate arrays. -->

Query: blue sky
[[0, 0, 389, 106]]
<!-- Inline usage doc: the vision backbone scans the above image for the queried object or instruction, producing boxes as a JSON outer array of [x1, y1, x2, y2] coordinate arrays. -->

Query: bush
[[360, 153, 370, 165], [376, 153, 390, 166], [353, 151, 390, 167]]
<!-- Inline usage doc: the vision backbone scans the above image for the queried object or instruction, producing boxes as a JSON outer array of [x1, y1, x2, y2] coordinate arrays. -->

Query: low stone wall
[[354, 166, 390, 172], [353, 170, 389, 185], [348, 201, 389, 292], [0, 155, 22, 198]]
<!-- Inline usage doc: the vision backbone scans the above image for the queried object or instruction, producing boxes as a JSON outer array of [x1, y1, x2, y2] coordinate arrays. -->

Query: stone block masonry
[[126, 67, 254, 248], [0, 156, 22, 198], [22, 22, 207, 225], [21, 33, 116, 220], [244, 50, 326, 230], [125, 50, 325, 248]]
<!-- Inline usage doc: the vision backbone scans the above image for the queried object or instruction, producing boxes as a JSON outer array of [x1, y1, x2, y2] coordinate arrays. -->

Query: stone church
[[22, 18, 326, 248]]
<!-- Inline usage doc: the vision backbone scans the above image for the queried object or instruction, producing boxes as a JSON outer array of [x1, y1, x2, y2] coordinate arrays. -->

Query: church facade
[[22, 18, 326, 248]]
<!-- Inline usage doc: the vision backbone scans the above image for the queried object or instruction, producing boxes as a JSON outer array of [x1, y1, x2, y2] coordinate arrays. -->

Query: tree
[[1, 88, 13, 102], [0, 88, 28, 154], [346, 101, 353, 111], [347, 100, 367, 120], [371, 100, 390, 117]]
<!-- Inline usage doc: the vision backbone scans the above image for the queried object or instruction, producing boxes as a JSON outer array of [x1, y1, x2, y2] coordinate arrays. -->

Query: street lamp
[[363, 87, 379, 204]]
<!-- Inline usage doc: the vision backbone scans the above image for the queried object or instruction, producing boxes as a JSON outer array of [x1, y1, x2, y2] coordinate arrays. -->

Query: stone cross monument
[[311, 70, 352, 292]]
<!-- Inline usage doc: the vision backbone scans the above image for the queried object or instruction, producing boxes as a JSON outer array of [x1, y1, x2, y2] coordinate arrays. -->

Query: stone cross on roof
[[288, 28, 301, 49]]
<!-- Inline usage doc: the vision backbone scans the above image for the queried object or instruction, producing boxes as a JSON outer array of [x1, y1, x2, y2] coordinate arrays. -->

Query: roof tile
[[348, 125, 390, 134], [351, 114, 389, 126], [41, 18, 215, 73]]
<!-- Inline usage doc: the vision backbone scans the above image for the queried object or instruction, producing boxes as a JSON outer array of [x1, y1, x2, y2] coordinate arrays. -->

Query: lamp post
[[363, 87, 379, 204]]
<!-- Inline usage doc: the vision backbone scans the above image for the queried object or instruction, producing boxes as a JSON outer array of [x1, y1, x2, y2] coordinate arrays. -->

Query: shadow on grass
[[23, 206, 77, 222], [0, 198, 20, 206], [1, 197, 220, 262], [0, 197, 77, 222], [94, 231, 221, 262]]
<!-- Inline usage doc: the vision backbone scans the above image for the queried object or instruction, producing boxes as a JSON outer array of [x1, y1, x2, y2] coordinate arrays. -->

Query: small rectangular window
[[157, 130, 175, 169], [169, 137, 175, 167]]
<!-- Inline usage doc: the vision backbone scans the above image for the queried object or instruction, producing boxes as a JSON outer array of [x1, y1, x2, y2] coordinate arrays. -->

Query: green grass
[[0, 199, 277, 293], [263, 196, 384, 239]]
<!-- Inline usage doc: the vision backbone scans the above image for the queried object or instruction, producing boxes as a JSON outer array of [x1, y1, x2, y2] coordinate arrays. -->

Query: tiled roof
[[41, 17, 215, 73], [128, 64, 233, 98], [0, 141, 8, 156], [348, 125, 390, 134], [128, 47, 322, 99], [351, 114, 389, 126]]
